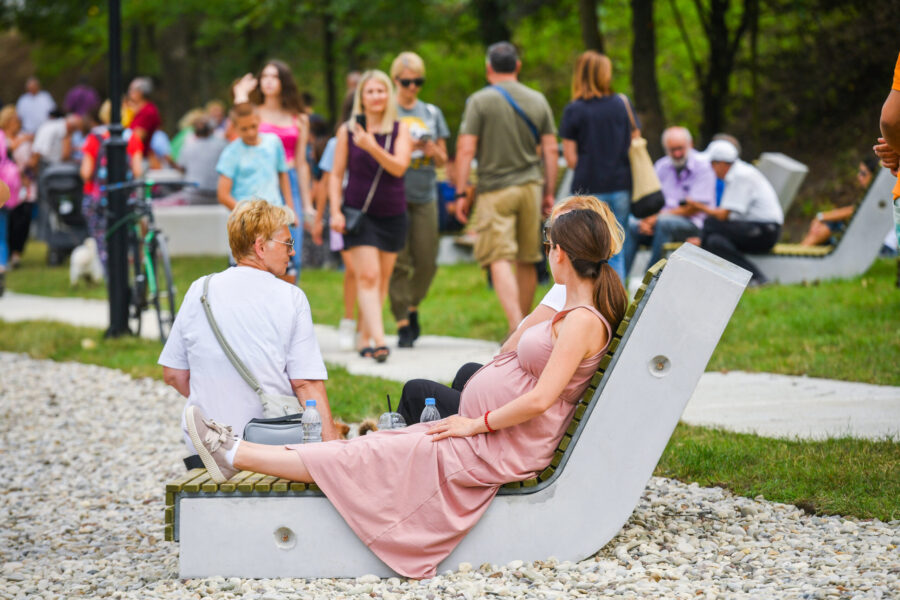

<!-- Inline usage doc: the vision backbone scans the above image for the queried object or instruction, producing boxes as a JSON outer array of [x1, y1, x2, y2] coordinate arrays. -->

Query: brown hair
[[227, 199, 294, 260], [230, 102, 257, 121], [250, 59, 305, 115], [571, 51, 613, 100], [548, 207, 627, 329]]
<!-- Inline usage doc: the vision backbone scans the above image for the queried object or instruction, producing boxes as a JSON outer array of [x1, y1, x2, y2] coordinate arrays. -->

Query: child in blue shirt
[[216, 103, 294, 215]]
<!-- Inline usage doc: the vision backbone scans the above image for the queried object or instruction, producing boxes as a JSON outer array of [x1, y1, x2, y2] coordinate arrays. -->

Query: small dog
[[69, 238, 105, 287]]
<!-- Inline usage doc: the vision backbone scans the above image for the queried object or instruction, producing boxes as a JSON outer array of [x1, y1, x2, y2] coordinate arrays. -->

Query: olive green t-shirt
[[459, 80, 557, 193]]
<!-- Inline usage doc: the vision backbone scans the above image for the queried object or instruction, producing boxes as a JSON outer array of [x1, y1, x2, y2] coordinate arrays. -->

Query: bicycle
[[104, 178, 196, 342]]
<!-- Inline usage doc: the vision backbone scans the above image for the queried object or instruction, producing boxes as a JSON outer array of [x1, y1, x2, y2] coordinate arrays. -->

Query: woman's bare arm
[[351, 120, 411, 178], [328, 125, 349, 233]]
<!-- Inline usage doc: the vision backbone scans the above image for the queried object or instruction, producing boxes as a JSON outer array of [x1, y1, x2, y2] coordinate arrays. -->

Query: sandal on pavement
[[358, 347, 375, 358], [373, 346, 390, 363]]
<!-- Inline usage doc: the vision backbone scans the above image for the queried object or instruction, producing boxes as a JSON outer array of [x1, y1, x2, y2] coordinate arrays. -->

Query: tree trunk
[[697, 0, 759, 144], [322, 12, 337, 126], [579, 0, 605, 52], [156, 18, 198, 133], [473, 0, 511, 46], [630, 0, 665, 158]]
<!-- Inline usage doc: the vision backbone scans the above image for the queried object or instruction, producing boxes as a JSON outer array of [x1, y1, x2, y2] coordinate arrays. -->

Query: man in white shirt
[[686, 139, 783, 285], [159, 200, 338, 467], [16, 77, 56, 134], [31, 113, 83, 166]]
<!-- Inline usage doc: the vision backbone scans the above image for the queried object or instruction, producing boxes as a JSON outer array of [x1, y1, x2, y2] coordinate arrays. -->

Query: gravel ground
[[1, 352, 898, 599]]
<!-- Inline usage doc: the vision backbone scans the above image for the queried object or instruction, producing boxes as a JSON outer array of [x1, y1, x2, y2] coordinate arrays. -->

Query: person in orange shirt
[[873, 50, 900, 251]]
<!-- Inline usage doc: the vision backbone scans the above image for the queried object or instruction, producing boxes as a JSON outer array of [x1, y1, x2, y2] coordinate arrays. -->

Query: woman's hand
[[310, 218, 324, 245], [330, 210, 346, 234], [874, 137, 899, 174], [352, 123, 379, 155], [427, 415, 482, 441], [232, 73, 257, 103]]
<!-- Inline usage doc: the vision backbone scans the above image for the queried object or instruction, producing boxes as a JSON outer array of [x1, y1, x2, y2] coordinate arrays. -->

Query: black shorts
[[343, 212, 408, 253]]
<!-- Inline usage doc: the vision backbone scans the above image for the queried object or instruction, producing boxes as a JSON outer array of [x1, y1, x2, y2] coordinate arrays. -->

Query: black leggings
[[398, 362, 483, 424], [8, 202, 33, 255], [701, 219, 781, 282]]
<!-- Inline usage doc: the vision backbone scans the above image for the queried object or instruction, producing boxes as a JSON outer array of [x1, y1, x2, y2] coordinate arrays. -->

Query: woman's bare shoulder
[[558, 307, 609, 351]]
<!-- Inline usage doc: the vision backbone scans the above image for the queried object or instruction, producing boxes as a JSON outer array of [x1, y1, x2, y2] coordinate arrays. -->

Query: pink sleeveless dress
[[289, 306, 611, 578]]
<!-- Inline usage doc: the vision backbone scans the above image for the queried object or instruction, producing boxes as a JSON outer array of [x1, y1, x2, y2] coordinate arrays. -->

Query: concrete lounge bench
[[626, 152, 808, 285], [756, 152, 809, 214], [751, 167, 896, 284], [165, 244, 750, 578]]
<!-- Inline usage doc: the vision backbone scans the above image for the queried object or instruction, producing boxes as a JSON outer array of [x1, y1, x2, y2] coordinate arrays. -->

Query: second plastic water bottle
[[302, 399, 322, 443], [420, 397, 441, 423]]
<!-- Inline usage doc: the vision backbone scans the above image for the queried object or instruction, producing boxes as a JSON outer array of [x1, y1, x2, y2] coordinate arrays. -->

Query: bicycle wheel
[[149, 233, 177, 343], [126, 234, 146, 337]]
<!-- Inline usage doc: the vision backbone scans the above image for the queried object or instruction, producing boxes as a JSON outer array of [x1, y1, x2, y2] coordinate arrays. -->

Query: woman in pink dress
[[187, 201, 628, 579]]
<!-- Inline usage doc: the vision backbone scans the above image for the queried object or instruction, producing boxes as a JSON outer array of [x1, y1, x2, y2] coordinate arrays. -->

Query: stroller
[[37, 163, 87, 265]]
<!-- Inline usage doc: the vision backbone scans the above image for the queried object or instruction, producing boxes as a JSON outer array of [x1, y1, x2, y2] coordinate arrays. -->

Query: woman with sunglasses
[[233, 60, 313, 284], [387, 52, 450, 348], [329, 70, 412, 363], [185, 201, 627, 578]]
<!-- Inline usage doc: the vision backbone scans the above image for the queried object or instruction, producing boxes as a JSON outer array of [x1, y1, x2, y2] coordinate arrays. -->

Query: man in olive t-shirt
[[455, 41, 558, 333]]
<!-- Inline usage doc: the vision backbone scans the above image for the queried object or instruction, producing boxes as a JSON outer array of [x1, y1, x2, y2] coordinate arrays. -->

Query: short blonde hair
[[390, 52, 425, 79], [227, 199, 294, 260], [551, 195, 624, 256], [351, 70, 398, 134]]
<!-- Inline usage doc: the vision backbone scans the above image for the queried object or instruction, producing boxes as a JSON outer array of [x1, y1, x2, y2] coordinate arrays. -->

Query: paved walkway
[[2, 291, 898, 441]]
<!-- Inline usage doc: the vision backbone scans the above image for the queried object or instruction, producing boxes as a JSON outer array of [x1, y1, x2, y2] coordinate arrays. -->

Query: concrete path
[[2, 291, 898, 441]]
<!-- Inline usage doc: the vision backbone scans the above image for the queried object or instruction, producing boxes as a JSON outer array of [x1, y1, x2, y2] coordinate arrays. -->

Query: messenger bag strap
[[200, 275, 264, 397], [360, 131, 392, 214], [618, 94, 640, 138], [491, 85, 540, 144]]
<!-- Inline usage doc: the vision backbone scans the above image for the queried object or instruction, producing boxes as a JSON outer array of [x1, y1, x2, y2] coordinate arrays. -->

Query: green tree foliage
[[4, 0, 893, 215]]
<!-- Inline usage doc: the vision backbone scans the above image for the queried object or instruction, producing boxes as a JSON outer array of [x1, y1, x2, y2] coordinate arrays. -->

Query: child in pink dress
[[187, 203, 629, 579]]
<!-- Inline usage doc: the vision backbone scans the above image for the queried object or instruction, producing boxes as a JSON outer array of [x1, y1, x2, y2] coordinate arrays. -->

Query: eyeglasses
[[542, 226, 553, 252], [397, 77, 425, 88], [269, 237, 295, 250]]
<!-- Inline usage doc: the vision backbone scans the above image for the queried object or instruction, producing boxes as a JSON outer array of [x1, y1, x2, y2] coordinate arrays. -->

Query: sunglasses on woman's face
[[397, 77, 425, 88]]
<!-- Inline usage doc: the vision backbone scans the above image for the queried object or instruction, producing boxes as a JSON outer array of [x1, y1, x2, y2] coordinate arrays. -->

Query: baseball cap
[[706, 140, 739, 163]]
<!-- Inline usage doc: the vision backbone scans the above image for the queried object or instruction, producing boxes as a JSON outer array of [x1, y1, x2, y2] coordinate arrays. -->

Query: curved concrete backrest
[[757, 152, 809, 213], [754, 167, 896, 284], [441, 243, 750, 571]]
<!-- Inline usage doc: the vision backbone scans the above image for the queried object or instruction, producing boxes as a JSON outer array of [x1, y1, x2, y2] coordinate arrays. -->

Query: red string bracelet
[[484, 411, 496, 433]]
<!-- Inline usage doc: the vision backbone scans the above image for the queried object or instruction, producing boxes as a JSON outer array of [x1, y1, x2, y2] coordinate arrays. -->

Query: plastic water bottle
[[302, 399, 322, 443], [420, 397, 441, 423]]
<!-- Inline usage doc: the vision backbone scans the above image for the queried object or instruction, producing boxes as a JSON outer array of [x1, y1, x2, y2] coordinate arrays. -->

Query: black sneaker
[[408, 310, 420, 342], [397, 325, 415, 348]]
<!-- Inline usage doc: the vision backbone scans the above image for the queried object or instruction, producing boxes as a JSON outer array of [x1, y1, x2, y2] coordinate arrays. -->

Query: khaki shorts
[[473, 182, 543, 267]]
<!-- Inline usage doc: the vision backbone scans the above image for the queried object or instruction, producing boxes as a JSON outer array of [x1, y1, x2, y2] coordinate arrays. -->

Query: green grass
[[707, 258, 900, 386], [655, 424, 900, 522]]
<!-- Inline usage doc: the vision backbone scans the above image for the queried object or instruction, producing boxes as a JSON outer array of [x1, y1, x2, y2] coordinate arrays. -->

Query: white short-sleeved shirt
[[159, 266, 327, 452], [32, 118, 67, 164], [539, 284, 567, 311], [720, 160, 784, 224], [16, 91, 56, 134]]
